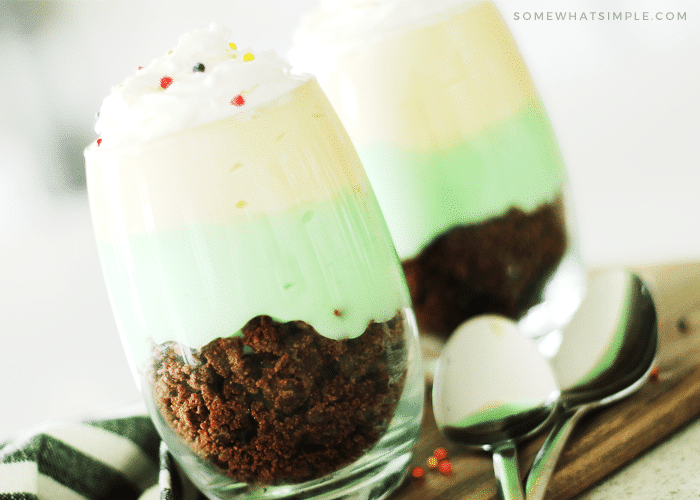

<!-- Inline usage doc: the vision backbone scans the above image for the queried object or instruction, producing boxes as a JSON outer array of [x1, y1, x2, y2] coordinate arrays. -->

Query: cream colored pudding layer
[[291, 1, 565, 258], [86, 79, 409, 367]]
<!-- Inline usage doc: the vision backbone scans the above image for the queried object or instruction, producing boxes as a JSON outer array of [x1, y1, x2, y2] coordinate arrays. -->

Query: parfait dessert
[[290, 0, 586, 344], [85, 24, 423, 499]]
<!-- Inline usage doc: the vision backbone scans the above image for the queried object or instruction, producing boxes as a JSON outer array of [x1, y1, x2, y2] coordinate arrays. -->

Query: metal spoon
[[524, 270, 658, 500], [433, 315, 560, 500]]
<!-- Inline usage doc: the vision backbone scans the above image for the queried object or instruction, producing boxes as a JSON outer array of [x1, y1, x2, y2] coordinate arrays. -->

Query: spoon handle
[[493, 442, 526, 500], [525, 407, 587, 500]]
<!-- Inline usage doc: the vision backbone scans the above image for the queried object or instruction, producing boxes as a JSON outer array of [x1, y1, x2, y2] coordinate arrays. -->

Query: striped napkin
[[0, 415, 205, 500]]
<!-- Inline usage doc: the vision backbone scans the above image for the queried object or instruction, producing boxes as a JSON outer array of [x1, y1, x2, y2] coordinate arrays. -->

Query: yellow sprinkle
[[229, 42, 237, 50], [243, 53, 255, 62], [229, 162, 243, 172], [236, 200, 248, 209]]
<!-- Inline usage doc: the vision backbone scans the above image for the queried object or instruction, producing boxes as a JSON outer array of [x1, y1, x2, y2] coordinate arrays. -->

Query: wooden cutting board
[[389, 261, 700, 500]]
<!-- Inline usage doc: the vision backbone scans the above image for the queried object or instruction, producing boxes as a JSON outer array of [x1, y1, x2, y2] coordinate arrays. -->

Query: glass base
[[145, 350, 424, 500], [207, 431, 416, 500]]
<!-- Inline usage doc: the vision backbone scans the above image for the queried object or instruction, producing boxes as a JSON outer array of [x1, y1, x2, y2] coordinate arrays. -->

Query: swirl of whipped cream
[[95, 23, 308, 148]]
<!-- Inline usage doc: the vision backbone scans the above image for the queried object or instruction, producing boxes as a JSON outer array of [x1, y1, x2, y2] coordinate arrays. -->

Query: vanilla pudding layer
[[86, 79, 409, 366], [290, 1, 565, 259]]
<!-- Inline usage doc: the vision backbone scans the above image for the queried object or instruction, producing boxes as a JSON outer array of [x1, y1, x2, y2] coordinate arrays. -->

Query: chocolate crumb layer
[[149, 313, 407, 484], [402, 200, 567, 336]]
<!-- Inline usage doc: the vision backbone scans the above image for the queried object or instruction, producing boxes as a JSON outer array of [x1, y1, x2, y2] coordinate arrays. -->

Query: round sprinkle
[[243, 52, 255, 62], [229, 42, 237, 50], [438, 459, 452, 476], [426, 456, 438, 470], [160, 76, 173, 89], [649, 365, 660, 382], [231, 94, 245, 106], [193, 63, 205, 72], [411, 466, 425, 479], [434, 447, 448, 461], [333, 309, 343, 317], [96, 138, 102, 146]]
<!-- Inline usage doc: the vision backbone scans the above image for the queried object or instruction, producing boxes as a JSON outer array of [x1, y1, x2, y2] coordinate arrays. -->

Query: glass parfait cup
[[84, 78, 423, 499], [290, 0, 587, 356]]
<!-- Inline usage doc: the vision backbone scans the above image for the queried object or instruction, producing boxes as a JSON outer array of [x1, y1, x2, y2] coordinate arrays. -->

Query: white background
[[1, 0, 699, 450]]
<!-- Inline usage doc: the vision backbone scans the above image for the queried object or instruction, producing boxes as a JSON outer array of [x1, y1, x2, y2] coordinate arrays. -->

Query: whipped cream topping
[[95, 23, 309, 148]]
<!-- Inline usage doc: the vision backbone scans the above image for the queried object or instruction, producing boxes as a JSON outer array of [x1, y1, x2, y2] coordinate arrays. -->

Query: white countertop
[[579, 418, 700, 499]]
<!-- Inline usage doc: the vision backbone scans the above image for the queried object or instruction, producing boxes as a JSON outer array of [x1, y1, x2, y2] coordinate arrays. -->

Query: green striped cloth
[[0, 415, 205, 500]]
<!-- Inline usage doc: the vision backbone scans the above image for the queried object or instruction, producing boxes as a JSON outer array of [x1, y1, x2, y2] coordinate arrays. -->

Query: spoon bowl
[[525, 270, 658, 500], [433, 315, 559, 500]]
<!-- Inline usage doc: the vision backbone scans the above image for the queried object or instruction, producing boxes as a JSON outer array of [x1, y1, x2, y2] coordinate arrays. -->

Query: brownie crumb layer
[[149, 313, 407, 484], [402, 200, 567, 336]]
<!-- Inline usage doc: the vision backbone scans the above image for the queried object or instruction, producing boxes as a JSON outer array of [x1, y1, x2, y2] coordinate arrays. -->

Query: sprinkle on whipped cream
[[94, 23, 309, 149]]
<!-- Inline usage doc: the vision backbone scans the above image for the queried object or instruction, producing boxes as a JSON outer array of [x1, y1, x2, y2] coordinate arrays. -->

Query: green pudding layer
[[97, 191, 409, 368], [357, 100, 565, 259]]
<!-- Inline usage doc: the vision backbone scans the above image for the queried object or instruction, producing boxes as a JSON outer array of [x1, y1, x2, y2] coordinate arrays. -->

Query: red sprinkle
[[434, 447, 448, 461], [231, 94, 245, 106], [96, 138, 102, 146], [649, 365, 660, 382], [438, 459, 452, 476], [160, 76, 173, 89], [426, 456, 438, 470], [411, 466, 425, 479], [138, 66, 144, 70]]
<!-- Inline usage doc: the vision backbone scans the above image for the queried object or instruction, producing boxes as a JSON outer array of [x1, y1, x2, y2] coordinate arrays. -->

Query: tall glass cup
[[290, 0, 586, 356], [84, 77, 423, 499]]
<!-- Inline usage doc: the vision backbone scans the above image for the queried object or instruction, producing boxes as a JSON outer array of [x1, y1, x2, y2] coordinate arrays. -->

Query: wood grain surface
[[389, 261, 700, 500]]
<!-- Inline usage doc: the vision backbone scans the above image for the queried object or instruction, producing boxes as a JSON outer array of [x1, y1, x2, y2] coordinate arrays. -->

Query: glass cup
[[290, 0, 586, 357], [84, 78, 423, 499]]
